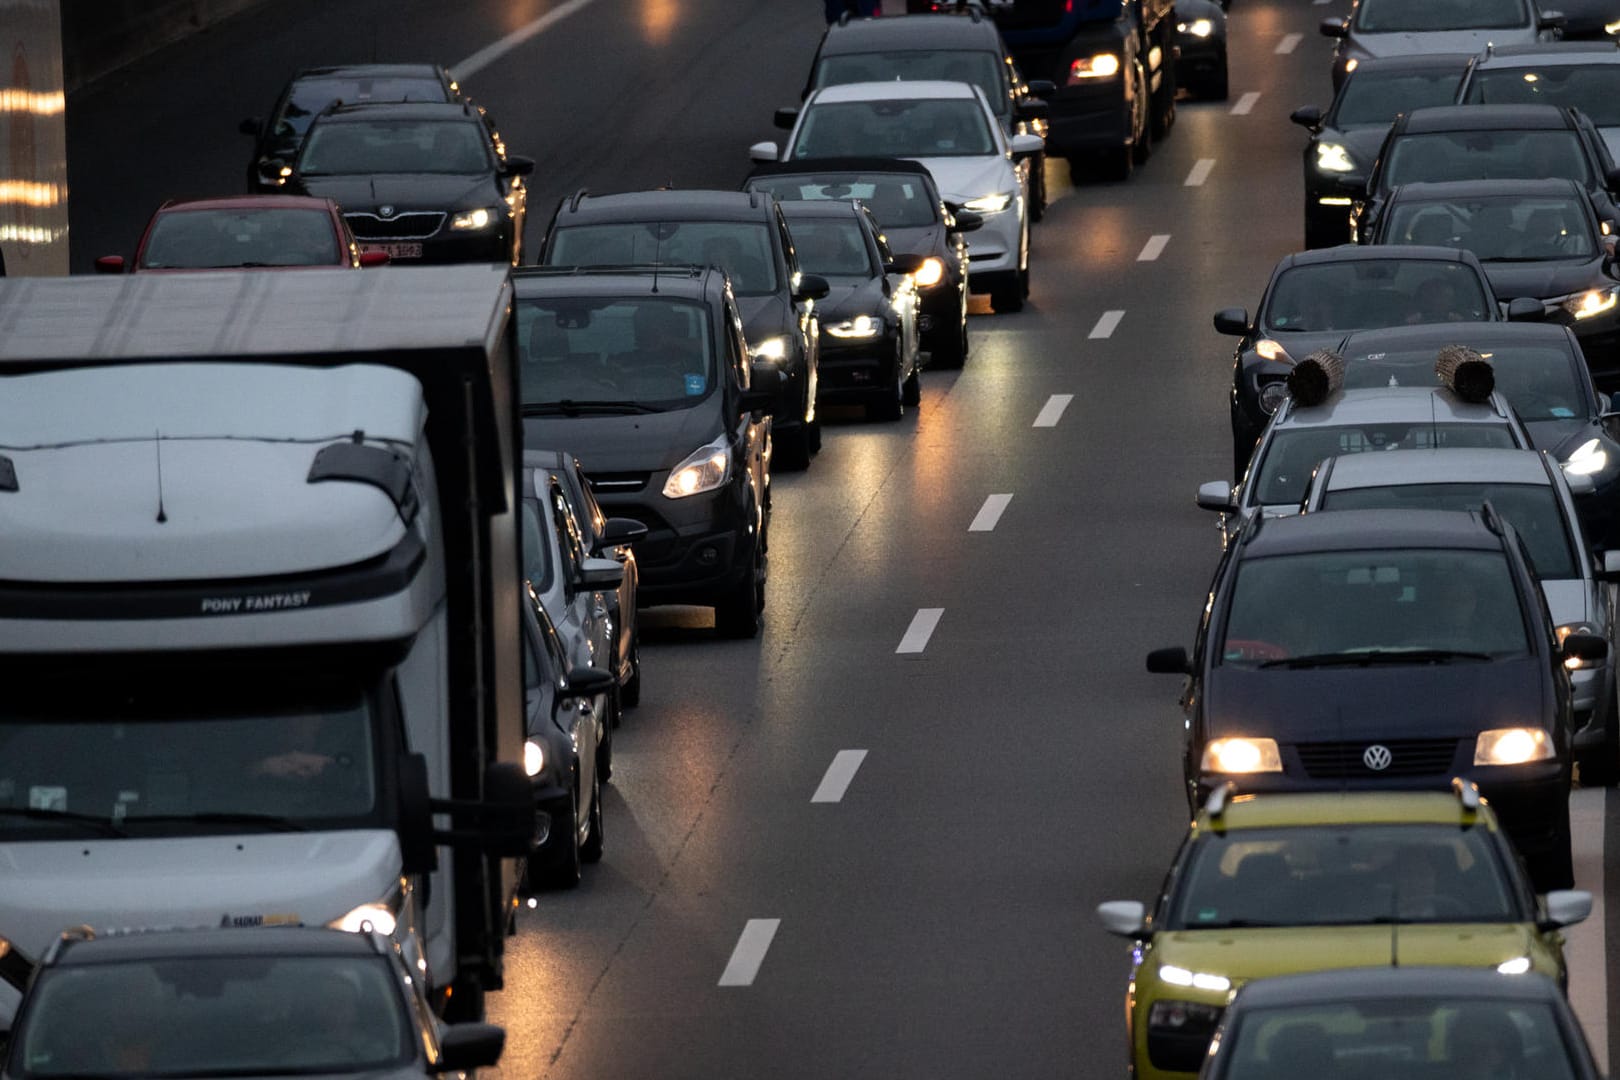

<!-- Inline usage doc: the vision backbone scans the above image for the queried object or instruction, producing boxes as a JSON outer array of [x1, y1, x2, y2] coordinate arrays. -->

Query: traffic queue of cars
[[1114, 13, 1620, 1080]]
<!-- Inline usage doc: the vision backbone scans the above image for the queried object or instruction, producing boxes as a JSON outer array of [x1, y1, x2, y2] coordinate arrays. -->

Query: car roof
[[1400, 103, 1573, 132], [1342, 53, 1477, 74], [511, 265, 723, 302], [293, 63, 447, 83], [779, 199, 866, 220], [1471, 42, 1620, 67], [52, 926, 380, 964], [1272, 244, 1476, 270], [1241, 506, 1502, 556], [1233, 967, 1561, 1009], [810, 79, 979, 103], [1321, 448, 1553, 490], [317, 101, 478, 124], [745, 156, 938, 180], [1277, 386, 1512, 428], [819, 13, 1002, 51], [156, 195, 336, 213], [1339, 320, 1576, 352], [1195, 791, 1494, 832], [1388, 177, 1587, 201], [555, 190, 774, 224]]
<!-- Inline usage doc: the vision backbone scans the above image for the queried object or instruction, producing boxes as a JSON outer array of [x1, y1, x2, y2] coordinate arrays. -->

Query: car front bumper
[[817, 332, 902, 402], [593, 483, 757, 608]]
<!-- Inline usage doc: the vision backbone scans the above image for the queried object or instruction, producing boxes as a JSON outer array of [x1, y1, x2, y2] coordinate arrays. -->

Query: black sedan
[[1289, 54, 1473, 248], [1215, 244, 1499, 476], [286, 101, 533, 265], [1174, 0, 1228, 101]]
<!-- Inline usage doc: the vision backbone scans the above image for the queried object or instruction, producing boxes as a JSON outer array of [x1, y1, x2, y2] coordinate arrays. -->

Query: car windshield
[[1355, 0, 1528, 32], [1384, 130, 1593, 188], [1321, 482, 1578, 580], [0, 672, 379, 836], [1215, 999, 1576, 1080], [749, 173, 940, 227], [1340, 343, 1588, 422], [1332, 69, 1467, 128], [785, 218, 877, 277], [15, 954, 412, 1078], [141, 208, 339, 269], [276, 75, 448, 137], [1467, 63, 1620, 126], [792, 98, 996, 159], [1221, 548, 1530, 661], [1385, 194, 1597, 261], [517, 297, 716, 407], [1262, 261, 1492, 332], [298, 119, 488, 175], [814, 50, 1008, 117], [548, 223, 780, 295], [1169, 825, 1518, 929], [1252, 423, 1519, 505]]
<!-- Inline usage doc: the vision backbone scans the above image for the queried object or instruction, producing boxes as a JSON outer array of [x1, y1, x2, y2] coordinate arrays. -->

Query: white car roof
[[1322, 448, 1552, 489], [810, 79, 982, 104], [1277, 386, 1514, 429]]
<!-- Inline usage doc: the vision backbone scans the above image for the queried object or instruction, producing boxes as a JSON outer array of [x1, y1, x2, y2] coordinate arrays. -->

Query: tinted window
[[1262, 261, 1492, 332], [142, 208, 339, 269], [1253, 423, 1519, 505], [1332, 69, 1466, 127], [1222, 548, 1529, 659], [1385, 193, 1596, 260], [549, 222, 780, 295], [1385, 130, 1593, 187], [1341, 343, 1588, 422], [793, 98, 996, 159], [1355, 0, 1528, 32], [517, 297, 717, 407], [276, 75, 449, 137], [814, 50, 1008, 116], [785, 218, 877, 276], [749, 174, 939, 227], [520, 499, 554, 594], [1467, 63, 1620, 125], [299, 119, 489, 175]]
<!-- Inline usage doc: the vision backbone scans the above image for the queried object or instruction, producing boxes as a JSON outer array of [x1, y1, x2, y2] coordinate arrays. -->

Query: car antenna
[[153, 430, 168, 524], [651, 223, 662, 294], [1389, 885, 1400, 969]]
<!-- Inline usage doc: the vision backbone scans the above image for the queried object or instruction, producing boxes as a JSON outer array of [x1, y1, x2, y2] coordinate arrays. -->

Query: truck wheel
[[580, 768, 604, 864]]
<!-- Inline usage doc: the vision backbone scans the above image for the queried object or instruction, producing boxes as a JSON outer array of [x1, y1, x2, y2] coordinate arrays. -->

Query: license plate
[[361, 242, 423, 260]]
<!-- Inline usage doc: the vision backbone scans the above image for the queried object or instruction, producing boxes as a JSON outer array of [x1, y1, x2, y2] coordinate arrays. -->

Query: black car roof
[[53, 927, 380, 965], [511, 264, 724, 303], [819, 14, 1002, 52], [1339, 320, 1577, 352], [1388, 177, 1587, 201], [1233, 967, 1562, 1008], [1399, 104, 1574, 132], [1472, 42, 1620, 65], [745, 156, 937, 180], [555, 190, 774, 224], [1241, 508, 1502, 557], [294, 63, 447, 82], [1273, 244, 1475, 270], [317, 101, 479, 124], [778, 200, 866, 220]]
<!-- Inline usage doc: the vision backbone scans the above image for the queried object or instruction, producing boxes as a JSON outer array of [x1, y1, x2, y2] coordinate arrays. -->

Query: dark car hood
[[1353, 28, 1537, 59], [294, 172, 495, 212], [815, 278, 888, 322], [523, 405, 721, 474], [739, 294, 793, 344], [881, 224, 946, 258], [1207, 658, 1547, 742], [1482, 260, 1606, 302]]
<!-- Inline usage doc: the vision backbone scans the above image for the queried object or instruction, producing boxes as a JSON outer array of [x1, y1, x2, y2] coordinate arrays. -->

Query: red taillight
[[1066, 0, 1074, 10]]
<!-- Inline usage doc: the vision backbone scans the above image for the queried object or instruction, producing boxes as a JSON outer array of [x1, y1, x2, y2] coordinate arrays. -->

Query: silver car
[[1300, 447, 1620, 784]]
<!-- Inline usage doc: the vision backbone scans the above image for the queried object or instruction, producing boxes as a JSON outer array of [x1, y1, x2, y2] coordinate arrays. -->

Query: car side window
[[549, 481, 587, 582], [775, 208, 801, 283], [575, 464, 607, 537], [864, 210, 893, 265], [724, 299, 749, 388]]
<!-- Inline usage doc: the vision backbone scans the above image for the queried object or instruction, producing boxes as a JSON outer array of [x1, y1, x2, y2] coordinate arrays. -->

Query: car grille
[[1295, 738, 1459, 779], [345, 211, 445, 240], [586, 472, 651, 494]]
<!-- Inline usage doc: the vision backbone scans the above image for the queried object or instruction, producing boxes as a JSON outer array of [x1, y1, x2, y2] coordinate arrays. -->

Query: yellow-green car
[[1097, 785, 1593, 1080]]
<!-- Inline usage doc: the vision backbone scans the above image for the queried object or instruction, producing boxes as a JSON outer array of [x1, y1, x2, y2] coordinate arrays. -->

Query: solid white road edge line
[[1090, 309, 1126, 338], [896, 608, 945, 653], [1231, 92, 1260, 116], [1032, 394, 1074, 428], [1185, 159, 1215, 187], [452, 0, 603, 79], [1137, 234, 1170, 261], [718, 919, 781, 987], [969, 493, 1014, 532], [1568, 788, 1608, 1072], [811, 750, 869, 803], [1276, 32, 1304, 54]]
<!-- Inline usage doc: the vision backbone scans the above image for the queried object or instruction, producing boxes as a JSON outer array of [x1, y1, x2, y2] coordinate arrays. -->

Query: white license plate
[[361, 242, 423, 259]]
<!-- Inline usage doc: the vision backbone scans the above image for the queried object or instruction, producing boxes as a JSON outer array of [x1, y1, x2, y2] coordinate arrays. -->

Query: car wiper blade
[[1259, 648, 1492, 668], [522, 399, 664, 416], [121, 812, 309, 832], [0, 806, 128, 837]]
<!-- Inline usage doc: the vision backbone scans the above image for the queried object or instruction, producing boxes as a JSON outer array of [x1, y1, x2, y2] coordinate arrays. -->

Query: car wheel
[[809, 417, 823, 454], [1205, 58, 1229, 101], [598, 689, 617, 782], [990, 276, 1024, 313], [1133, 84, 1154, 165], [1029, 153, 1048, 222], [713, 540, 764, 639], [1531, 798, 1575, 892], [871, 343, 906, 421], [901, 360, 921, 406], [1578, 688, 1620, 786], [774, 422, 812, 470], [580, 766, 604, 864], [621, 631, 642, 709], [528, 788, 582, 892]]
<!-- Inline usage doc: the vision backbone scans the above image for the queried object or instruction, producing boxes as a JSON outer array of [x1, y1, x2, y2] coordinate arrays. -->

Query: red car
[[95, 195, 387, 273]]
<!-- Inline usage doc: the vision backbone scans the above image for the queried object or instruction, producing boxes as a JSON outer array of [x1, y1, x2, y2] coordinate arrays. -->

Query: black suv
[[1147, 507, 1609, 889], [512, 266, 777, 638], [285, 102, 533, 265], [540, 190, 827, 469]]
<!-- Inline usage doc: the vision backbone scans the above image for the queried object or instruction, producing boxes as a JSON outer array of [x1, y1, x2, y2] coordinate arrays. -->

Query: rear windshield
[[142, 208, 339, 269], [1333, 69, 1467, 128], [1340, 344, 1586, 422], [1354, 0, 1528, 32], [275, 75, 449, 137], [1384, 193, 1596, 261], [1384, 130, 1593, 188], [784, 218, 877, 277], [748, 174, 939, 228], [1262, 261, 1493, 332], [548, 222, 780, 296], [793, 98, 996, 159], [1252, 423, 1519, 505], [814, 50, 1009, 117], [1466, 63, 1620, 126]]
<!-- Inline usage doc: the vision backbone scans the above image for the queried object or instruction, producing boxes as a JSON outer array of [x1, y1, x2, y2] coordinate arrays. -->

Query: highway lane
[[59, 0, 1620, 1076]]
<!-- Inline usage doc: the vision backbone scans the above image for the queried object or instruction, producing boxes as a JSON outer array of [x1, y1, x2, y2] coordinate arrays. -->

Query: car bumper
[[957, 208, 1022, 284], [818, 334, 901, 401], [1572, 661, 1614, 748], [1174, 37, 1223, 77], [353, 228, 516, 265], [593, 484, 756, 607]]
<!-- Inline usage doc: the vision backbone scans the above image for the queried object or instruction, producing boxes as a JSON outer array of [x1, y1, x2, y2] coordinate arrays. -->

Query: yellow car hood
[[1152, 923, 1548, 984]]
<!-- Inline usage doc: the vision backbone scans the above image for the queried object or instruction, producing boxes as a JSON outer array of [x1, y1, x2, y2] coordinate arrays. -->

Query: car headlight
[[1474, 727, 1555, 766], [662, 436, 731, 499], [1497, 956, 1533, 975], [1201, 737, 1283, 774], [1254, 338, 1290, 363], [330, 897, 400, 936], [1564, 288, 1618, 320], [913, 256, 946, 287], [450, 207, 498, 231], [524, 738, 545, 777], [1177, 17, 1215, 36], [1068, 53, 1121, 82], [1258, 381, 1290, 415], [1557, 624, 1603, 670], [1564, 438, 1609, 477], [1157, 966, 1232, 993], [825, 314, 882, 339], [963, 192, 1015, 215], [1607, 17, 1620, 33], [1344, 58, 1359, 74], [1315, 142, 1356, 174], [749, 335, 788, 362]]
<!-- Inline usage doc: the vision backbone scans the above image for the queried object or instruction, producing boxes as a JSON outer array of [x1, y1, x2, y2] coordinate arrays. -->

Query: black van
[[511, 266, 777, 638]]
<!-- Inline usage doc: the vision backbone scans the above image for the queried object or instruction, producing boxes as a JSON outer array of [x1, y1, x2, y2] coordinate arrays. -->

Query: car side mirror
[[598, 517, 648, 550], [885, 252, 927, 276], [949, 209, 983, 234], [1539, 9, 1566, 31], [1196, 480, 1237, 514], [1606, 167, 1620, 191], [1026, 79, 1056, 99], [1146, 646, 1192, 675], [744, 362, 786, 414], [1289, 105, 1323, 131], [432, 1023, 506, 1073], [1016, 98, 1050, 122], [1212, 307, 1251, 335], [358, 250, 391, 268], [749, 141, 780, 163], [1009, 132, 1045, 158], [794, 273, 830, 302], [94, 255, 126, 275], [773, 107, 800, 131], [239, 116, 264, 137], [561, 666, 617, 698], [1096, 900, 1148, 938], [1506, 296, 1546, 321], [1319, 15, 1349, 36], [579, 556, 625, 591], [503, 154, 537, 177], [1595, 550, 1620, 582], [1539, 889, 1592, 931], [1563, 633, 1608, 663]]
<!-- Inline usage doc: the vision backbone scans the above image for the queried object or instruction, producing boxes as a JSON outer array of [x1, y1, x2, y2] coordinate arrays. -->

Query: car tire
[[930, 300, 968, 368], [621, 631, 641, 709], [580, 767, 604, 864], [713, 540, 764, 639], [901, 361, 921, 406], [775, 422, 812, 470], [990, 277, 1024, 313], [1202, 60, 1229, 101], [598, 689, 617, 782], [809, 417, 823, 454], [1579, 688, 1620, 786], [529, 790, 582, 892], [1152, 54, 1177, 137], [871, 344, 906, 421], [1029, 153, 1048, 222]]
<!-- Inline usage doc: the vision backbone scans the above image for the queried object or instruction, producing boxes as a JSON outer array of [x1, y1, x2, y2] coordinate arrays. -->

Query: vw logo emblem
[[1363, 744, 1393, 771], [378, 205, 395, 219]]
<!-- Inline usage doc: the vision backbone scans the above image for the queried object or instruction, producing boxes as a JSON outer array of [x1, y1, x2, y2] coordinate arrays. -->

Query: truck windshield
[[0, 673, 381, 838]]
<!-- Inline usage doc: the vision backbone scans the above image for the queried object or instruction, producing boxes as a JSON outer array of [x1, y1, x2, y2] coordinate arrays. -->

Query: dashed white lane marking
[[811, 750, 869, 803], [897, 608, 945, 653], [1568, 788, 1608, 1072], [1137, 234, 1170, 261], [718, 919, 781, 987], [1231, 92, 1261, 116], [1090, 309, 1126, 338], [969, 493, 1014, 532], [1185, 158, 1216, 187], [1032, 394, 1074, 428], [1276, 32, 1304, 53], [452, 0, 602, 78]]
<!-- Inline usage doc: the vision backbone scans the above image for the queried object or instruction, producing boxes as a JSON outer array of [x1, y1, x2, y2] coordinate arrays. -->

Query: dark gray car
[[1321, 0, 1562, 90]]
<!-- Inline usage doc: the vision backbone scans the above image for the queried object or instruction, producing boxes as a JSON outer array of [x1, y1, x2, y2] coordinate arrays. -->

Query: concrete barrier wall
[[61, 0, 270, 90]]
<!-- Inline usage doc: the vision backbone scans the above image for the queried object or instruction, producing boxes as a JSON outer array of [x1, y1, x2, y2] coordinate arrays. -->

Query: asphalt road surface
[[63, 0, 1620, 1075]]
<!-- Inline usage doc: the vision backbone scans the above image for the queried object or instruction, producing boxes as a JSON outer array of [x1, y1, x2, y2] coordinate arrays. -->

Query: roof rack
[[1204, 781, 1238, 820], [1451, 777, 1482, 814]]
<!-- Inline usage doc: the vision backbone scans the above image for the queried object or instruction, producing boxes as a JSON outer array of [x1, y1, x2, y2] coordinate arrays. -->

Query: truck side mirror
[[478, 762, 536, 858], [398, 753, 438, 876]]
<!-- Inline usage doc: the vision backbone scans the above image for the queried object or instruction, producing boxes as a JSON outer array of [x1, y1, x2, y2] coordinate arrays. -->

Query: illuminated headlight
[[1157, 966, 1232, 993], [1564, 288, 1618, 320], [1259, 381, 1290, 415], [449, 207, 497, 231], [277, 165, 293, 179], [963, 192, 1015, 215], [1178, 17, 1215, 36], [662, 436, 731, 499], [1068, 53, 1121, 82], [1254, 338, 1290, 363], [330, 898, 399, 936], [1557, 624, 1602, 670], [1474, 727, 1554, 766], [1344, 58, 1359, 73], [524, 738, 545, 777], [1607, 17, 1620, 33], [749, 335, 789, 362], [1564, 438, 1609, 477], [826, 314, 882, 339], [914, 256, 946, 288], [1315, 142, 1356, 174], [1497, 956, 1533, 975], [1201, 737, 1283, 774]]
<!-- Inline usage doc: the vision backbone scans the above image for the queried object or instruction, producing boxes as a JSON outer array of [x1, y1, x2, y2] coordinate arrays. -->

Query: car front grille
[[1295, 738, 1460, 779], [345, 211, 445, 240], [586, 472, 651, 494]]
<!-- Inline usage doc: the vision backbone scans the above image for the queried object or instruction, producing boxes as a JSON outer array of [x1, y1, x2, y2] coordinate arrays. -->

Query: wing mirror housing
[[561, 666, 617, 698], [1506, 296, 1547, 321], [886, 252, 927, 276], [949, 209, 984, 234], [1319, 15, 1349, 36], [794, 273, 831, 302], [94, 255, 126, 275], [1026, 79, 1056, 99], [598, 517, 648, 551], [1539, 8, 1566, 31], [773, 107, 800, 131], [579, 556, 626, 591], [1015, 98, 1050, 122], [1563, 633, 1609, 663], [1539, 889, 1592, 931], [1213, 307, 1251, 335], [1289, 105, 1323, 131], [1146, 646, 1192, 675], [1096, 900, 1148, 938], [743, 362, 787, 414], [1595, 549, 1620, 583], [432, 1024, 507, 1073], [397, 752, 438, 876], [749, 141, 780, 163], [1010, 132, 1045, 158], [430, 761, 535, 856], [1196, 480, 1237, 514], [503, 154, 537, 177]]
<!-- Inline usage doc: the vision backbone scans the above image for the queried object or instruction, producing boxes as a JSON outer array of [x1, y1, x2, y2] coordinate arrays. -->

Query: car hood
[[524, 406, 723, 474], [1321, 125, 1391, 171], [911, 156, 1014, 205], [1482, 260, 1606, 302], [1206, 658, 1547, 741], [739, 294, 794, 347], [1541, 576, 1592, 628], [816, 278, 888, 322], [1352, 28, 1537, 60], [294, 173, 495, 213], [881, 224, 946, 258]]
